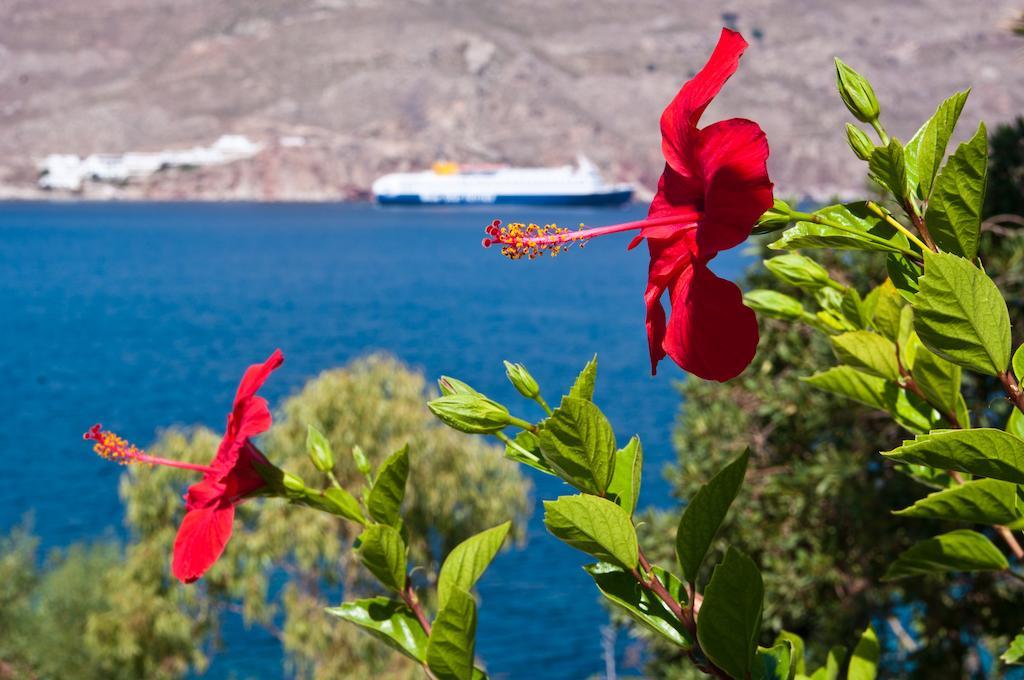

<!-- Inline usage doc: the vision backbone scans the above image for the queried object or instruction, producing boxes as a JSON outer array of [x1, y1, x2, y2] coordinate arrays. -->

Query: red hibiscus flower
[[483, 29, 772, 381], [84, 349, 285, 583]]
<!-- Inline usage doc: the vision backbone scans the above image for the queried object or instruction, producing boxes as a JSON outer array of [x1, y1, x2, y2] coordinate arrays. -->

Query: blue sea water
[[0, 201, 749, 679]]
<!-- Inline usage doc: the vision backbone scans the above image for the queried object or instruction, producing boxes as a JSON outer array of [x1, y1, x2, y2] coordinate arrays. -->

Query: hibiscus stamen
[[482, 213, 700, 260], [84, 424, 218, 475]]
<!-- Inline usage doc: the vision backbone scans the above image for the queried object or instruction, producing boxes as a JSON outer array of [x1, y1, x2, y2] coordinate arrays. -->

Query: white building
[[38, 135, 264, 191]]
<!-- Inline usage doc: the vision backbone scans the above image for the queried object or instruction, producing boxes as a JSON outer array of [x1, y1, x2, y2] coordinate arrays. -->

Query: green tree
[[0, 525, 207, 680]]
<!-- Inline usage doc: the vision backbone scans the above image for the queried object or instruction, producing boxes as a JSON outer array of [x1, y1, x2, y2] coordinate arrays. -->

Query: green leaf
[[437, 522, 510, 609], [1013, 345, 1024, 383], [912, 350, 962, 420], [676, 449, 749, 585], [804, 366, 933, 432], [926, 122, 987, 260], [584, 562, 692, 649], [1009, 410, 1024, 439], [770, 202, 908, 253], [544, 495, 638, 569], [869, 139, 909, 200], [321, 487, 368, 524], [367, 444, 409, 527], [753, 641, 793, 680], [847, 626, 879, 680], [503, 429, 556, 476], [568, 354, 597, 401], [775, 631, 806, 675], [840, 288, 869, 329], [607, 436, 643, 516], [831, 331, 899, 380], [327, 597, 428, 662], [538, 396, 616, 495], [764, 254, 834, 290], [883, 529, 1007, 580], [886, 254, 922, 303], [894, 478, 1022, 525], [904, 89, 970, 198], [744, 289, 808, 321], [1002, 629, 1024, 665], [871, 280, 906, 340], [883, 428, 1024, 483], [912, 250, 1011, 376], [697, 547, 763, 680], [809, 646, 847, 680], [357, 524, 407, 592], [426, 587, 477, 680]]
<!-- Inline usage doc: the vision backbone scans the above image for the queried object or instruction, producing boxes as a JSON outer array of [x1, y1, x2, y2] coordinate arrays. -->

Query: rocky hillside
[[1, 0, 1022, 201]]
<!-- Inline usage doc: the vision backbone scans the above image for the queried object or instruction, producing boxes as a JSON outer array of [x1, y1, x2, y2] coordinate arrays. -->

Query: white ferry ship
[[372, 157, 633, 206]]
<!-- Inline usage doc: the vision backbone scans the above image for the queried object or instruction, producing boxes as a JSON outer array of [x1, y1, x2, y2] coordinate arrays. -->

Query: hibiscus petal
[[660, 28, 750, 177], [663, 262, 758, 382], [644, 235, 697, 375], [233, 349, 284, 406], [183, 477, 227, 511], [212, 350, 283, 472], [635, 165, 703, 246], [172, 503, 235, 583], [694, 118, 773, 256]]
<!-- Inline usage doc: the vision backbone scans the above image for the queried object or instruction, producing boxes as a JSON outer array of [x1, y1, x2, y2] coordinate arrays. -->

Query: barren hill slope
[[1, 0, 1022, 200]]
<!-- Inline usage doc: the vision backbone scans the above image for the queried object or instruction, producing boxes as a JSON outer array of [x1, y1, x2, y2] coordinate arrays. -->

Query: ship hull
[[376, 189, 633, 206]]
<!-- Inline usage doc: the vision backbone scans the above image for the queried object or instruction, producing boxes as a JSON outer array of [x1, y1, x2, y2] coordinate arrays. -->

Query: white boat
[[372, 156, 633, 206]]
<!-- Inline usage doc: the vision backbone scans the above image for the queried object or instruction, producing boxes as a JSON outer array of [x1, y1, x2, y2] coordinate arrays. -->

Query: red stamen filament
[[482, 213, 700, 260], [84, 424, 217, 475]]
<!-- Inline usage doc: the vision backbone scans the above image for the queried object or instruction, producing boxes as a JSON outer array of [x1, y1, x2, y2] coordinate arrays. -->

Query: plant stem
[[999, 371, 1024, 416], [326, 470, 345, 491], [632, 549, 729, 679], [870, 119, 890, 146], [534, 394, 553, 417], [507, 415, 538, 433], [998, 527, 1024, 561], [907, 209, 937, 252], [895, 346, 960, 427], [401, 579, 432, 635], [866, 201, 931, 253]]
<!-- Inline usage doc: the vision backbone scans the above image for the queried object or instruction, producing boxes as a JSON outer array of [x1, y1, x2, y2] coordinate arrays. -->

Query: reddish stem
[[633, 548, 729, 679], [401, 579, 432, 636], [999, 371, 1024, 416]]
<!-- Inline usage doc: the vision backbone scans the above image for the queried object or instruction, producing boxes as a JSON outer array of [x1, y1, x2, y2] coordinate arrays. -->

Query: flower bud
[[352, 445, 371, 476], [744, 289, 806, 321], [438, 376, 481, 396], [503, 361, 540, 399], [752, 199, 794, 235], [306, 425, 335, 474], [764, 254, 834, 290], [428, 393, 512, 434], [835, 58, 880, 123], [845, 123, 874, 161]]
